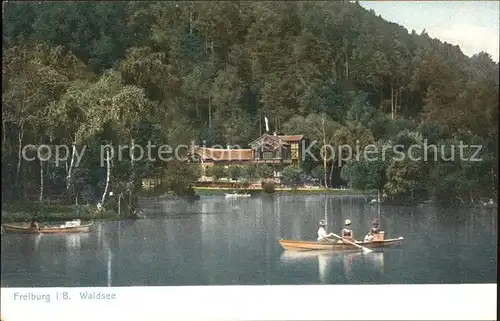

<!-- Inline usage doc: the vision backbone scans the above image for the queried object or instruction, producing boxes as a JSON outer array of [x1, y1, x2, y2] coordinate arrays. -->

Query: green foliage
[[242, 164, 258, 181], [310, 165, 326, 185], [1, 203, 119, 223], [170, 184, 197, 197], [425, 134, 495, 203], [384, 157, 427, 202], [281, 165, 304, 187], [211, 165, 227, 181], [340, 145, 388, 193], [204, 166, 213, 177], [228, 165, 242, 181], [163, 162, 201, 193], [257, 164, 274, 179], [418, 123, 443, 145]]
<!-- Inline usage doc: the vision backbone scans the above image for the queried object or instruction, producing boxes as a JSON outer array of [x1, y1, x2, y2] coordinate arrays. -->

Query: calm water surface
[[1, 194, 497, 286]]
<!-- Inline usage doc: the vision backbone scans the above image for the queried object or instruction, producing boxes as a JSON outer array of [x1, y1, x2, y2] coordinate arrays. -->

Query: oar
[[330, 233, 373, 254]]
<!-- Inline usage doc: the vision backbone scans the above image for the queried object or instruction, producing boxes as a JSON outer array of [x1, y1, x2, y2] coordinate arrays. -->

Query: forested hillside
[[2, 1, 498, 205]]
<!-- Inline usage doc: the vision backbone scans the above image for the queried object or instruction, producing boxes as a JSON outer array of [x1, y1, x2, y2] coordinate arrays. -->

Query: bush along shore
[[1, 202, 119, 224], [2, 185, 198, 224]]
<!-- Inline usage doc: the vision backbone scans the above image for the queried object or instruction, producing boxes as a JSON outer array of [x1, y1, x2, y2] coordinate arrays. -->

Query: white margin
[[0, 284, 497, 321]]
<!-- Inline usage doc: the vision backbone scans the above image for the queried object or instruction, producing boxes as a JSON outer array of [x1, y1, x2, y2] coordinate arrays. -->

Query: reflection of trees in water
[[95, 222, 118, 287], [63, 233, 90, 272], [201, 213, 217, 284], [65, 233, 83, 249], [361, 252, 384, 274], [5, 234, 44, 256], [199, 197, 282, 285]]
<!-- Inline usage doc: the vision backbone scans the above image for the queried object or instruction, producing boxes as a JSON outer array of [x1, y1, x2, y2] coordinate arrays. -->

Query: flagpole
[[259, 110, 262, 136]]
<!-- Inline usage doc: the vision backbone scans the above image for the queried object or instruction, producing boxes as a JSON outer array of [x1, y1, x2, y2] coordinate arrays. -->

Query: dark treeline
[[2, 1, 498, 207]]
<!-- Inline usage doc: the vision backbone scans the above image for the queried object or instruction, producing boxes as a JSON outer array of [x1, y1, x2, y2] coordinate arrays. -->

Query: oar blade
[[362, 248, 373, 254]]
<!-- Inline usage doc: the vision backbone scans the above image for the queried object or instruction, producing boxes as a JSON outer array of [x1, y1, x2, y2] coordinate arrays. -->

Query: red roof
[[194, 147, 253, 161], [278, 135, 304, 142]]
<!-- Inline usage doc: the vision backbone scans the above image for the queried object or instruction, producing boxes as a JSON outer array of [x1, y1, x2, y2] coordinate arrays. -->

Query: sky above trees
[[360, 1, 499, 62]]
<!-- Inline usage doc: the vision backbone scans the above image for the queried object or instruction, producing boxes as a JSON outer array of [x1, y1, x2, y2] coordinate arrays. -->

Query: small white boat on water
[[483, 199, 497, 208], [369, 191, 386, 204], [225, 192, 251, 198]]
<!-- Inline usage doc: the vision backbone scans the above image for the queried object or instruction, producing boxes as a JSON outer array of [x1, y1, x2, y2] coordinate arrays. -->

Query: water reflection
[[106, 247, 112, 287], [280, 250, 385, 283], [363, 251, 384, 273], [64, 233, 88, 250], [33, 233, 43, 251]]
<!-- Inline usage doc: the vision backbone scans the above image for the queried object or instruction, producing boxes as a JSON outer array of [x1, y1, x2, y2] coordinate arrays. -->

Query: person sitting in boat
[[317, 220, 335, 242], [30, 219, 41, 233], [340, 219, 354, 242], [364, 219, 381, 242]]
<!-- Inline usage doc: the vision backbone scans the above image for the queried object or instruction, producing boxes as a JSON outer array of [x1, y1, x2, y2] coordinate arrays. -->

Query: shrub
[[1, 203, 118, 223], [262, 181, 276, 194], [257, 164, 274, 179]]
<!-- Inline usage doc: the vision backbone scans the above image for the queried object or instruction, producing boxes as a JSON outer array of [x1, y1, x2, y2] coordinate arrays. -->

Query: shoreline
[[193, 187, 376, 195]]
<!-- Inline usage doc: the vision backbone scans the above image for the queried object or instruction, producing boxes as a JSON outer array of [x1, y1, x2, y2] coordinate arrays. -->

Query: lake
[[1, 194, 497, 287]]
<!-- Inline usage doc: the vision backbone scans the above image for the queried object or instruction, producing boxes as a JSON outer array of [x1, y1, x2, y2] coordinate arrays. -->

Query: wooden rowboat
[[2, 222, 93, 234], [279, 237, 404, 251]]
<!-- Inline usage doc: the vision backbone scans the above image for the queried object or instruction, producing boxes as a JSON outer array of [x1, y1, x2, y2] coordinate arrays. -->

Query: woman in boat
[[340, 219, 354, 242], [364, 219, 380, 242], [317, 220, 335, 242]]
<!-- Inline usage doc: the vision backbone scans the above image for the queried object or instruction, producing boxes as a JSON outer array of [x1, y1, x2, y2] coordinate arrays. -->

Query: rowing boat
[[2, 222, 93, 234], [279, 236, 404, 251]]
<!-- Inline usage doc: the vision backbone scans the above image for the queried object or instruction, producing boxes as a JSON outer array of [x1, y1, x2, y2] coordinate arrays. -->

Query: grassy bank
[[1, 203, 119, 223], [194, 186, 376, 196]]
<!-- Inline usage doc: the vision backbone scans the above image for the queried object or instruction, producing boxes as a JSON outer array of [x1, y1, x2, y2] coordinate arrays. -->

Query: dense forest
[[2, 1, 498, 208]]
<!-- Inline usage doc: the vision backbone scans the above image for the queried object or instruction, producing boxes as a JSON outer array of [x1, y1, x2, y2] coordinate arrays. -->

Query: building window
[[291, 143, 298, 160], [263, 151, 273, 159]]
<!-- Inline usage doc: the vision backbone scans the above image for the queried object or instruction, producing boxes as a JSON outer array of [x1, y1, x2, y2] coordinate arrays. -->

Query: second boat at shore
[[2, 221, 93, 234]]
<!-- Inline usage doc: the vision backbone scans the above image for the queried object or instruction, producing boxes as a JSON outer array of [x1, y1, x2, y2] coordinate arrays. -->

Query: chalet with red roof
[[190, 133, 304, 167]]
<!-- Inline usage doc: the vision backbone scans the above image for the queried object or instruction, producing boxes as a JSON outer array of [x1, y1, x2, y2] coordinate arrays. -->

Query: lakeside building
[[141, 133, 304, 189], [189, 133, 304, 167]]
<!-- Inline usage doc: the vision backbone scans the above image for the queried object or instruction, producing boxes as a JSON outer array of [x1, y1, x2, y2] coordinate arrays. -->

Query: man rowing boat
[[317, 220, 335, 242], [317, 219, 357, 243]]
